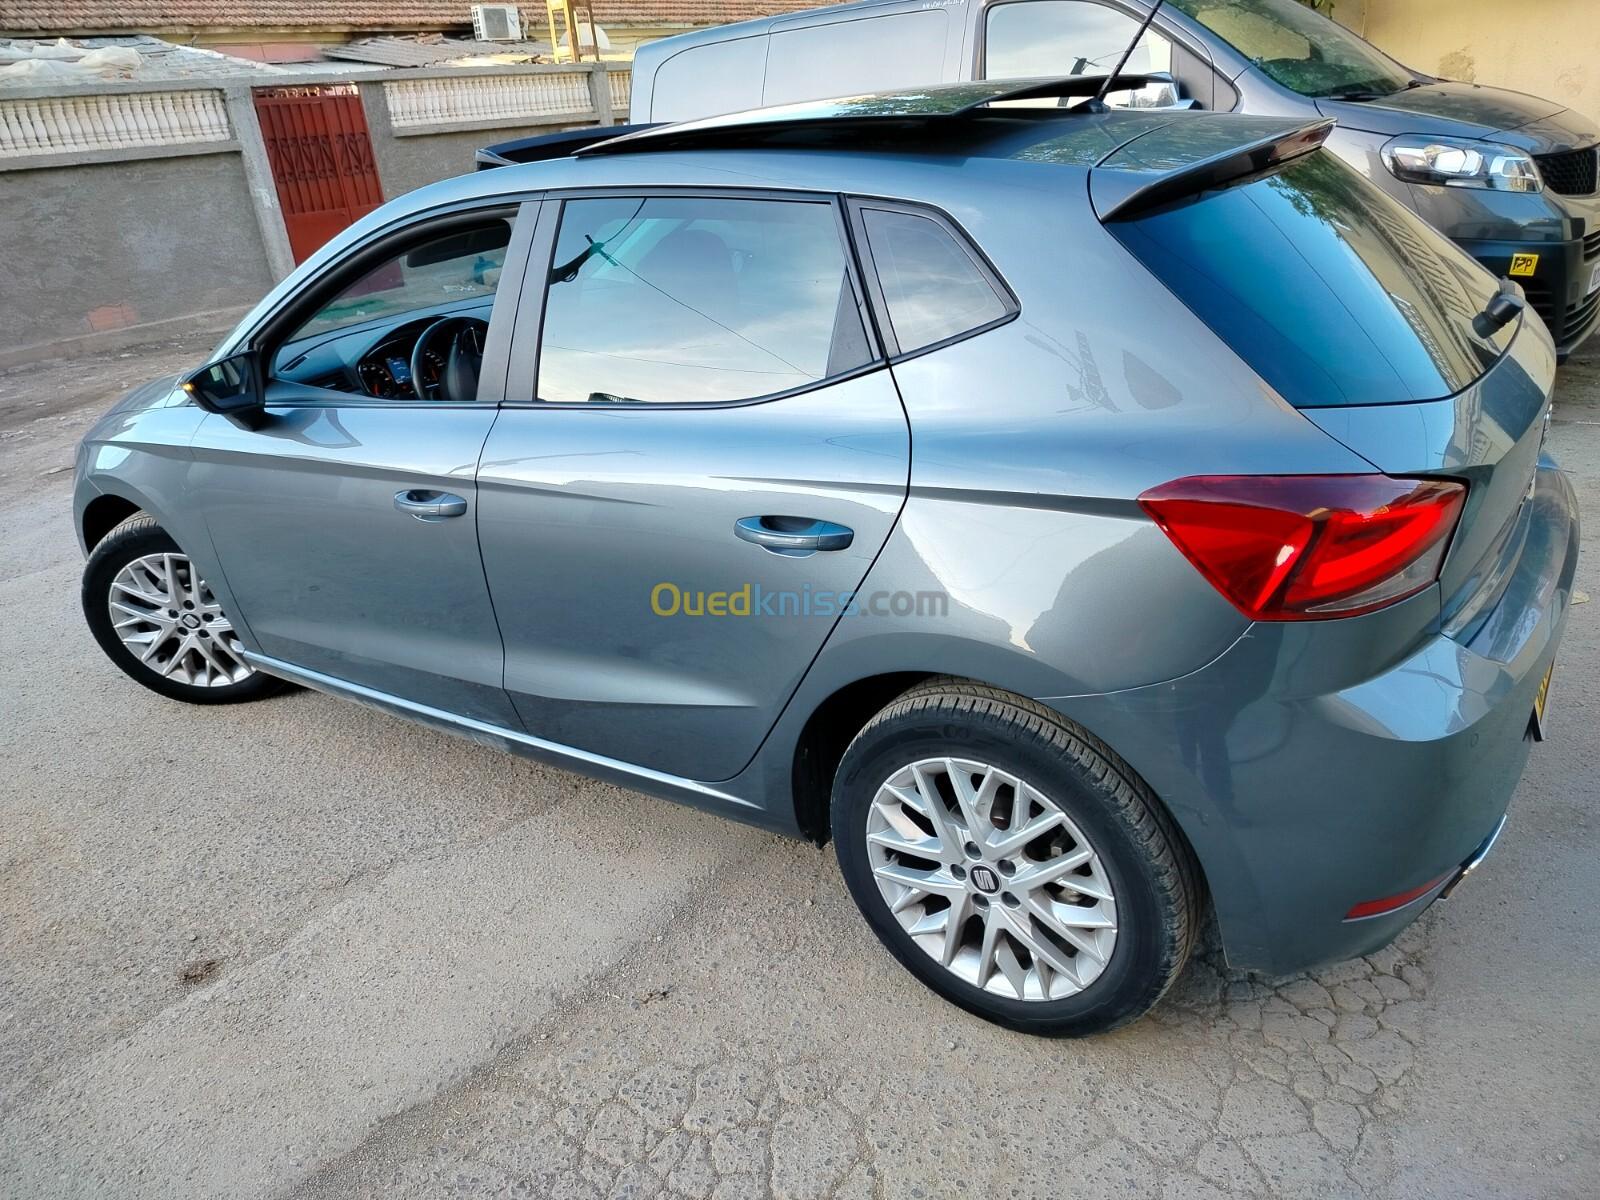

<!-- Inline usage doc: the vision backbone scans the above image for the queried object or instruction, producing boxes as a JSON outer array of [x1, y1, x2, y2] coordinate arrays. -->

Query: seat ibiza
[[74, 80, 1578, 1035]]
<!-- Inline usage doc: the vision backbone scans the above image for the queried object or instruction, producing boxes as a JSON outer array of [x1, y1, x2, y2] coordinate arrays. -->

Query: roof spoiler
[[1094, 118, 1335, 221]]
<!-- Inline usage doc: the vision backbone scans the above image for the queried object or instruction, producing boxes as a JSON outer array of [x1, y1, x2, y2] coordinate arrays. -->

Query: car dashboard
[[272, 300, 493, 400]]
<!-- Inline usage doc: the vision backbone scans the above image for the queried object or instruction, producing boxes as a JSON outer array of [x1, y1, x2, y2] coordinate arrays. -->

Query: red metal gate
[[253, 85, 384, 264]]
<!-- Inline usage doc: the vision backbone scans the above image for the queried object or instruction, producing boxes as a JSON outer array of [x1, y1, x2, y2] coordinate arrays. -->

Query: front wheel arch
[[80, 492, 142, 554]]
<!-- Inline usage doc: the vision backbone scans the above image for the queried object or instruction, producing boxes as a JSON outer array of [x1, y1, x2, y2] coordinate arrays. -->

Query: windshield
[[1166, 0, 1413, 98]]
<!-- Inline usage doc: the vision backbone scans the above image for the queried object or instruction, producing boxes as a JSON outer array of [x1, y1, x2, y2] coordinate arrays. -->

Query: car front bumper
[[1040, 463, 1580, 977]]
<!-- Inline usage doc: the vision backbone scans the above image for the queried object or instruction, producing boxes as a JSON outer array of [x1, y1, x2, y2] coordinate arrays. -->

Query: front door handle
[[395, 488, 468, 522], [734, 515, 854, 556]]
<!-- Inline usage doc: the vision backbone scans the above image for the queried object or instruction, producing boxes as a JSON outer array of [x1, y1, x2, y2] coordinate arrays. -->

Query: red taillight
[[1138, 475, 1466, 621]]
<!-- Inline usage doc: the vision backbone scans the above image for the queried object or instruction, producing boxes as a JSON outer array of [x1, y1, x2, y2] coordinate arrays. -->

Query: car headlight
[[1382, 134, 1542, 192]]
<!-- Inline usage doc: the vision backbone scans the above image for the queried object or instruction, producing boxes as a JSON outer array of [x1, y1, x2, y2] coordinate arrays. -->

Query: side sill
[[243, 652, 768, 820]]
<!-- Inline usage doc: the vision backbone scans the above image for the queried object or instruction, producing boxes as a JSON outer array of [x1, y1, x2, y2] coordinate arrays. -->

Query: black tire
[[832, 678, 1201, 1037], [81, 516, 292, 706]]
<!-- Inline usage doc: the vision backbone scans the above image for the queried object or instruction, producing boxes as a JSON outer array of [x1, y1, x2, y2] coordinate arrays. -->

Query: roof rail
[[575, 75, 1158, 157]]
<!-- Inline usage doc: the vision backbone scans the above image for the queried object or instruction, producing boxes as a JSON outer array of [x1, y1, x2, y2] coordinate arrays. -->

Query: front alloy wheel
[[82, 516, 290, 705], [108, 552, 254, 687]]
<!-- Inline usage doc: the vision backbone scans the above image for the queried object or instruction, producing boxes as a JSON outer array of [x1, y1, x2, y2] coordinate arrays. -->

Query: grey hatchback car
[[75, 81, 1578, 1036]]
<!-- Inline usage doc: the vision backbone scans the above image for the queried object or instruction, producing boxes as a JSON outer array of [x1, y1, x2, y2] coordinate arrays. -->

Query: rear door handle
[[394, 488, 468, 521], [734, 516, 854, 555]]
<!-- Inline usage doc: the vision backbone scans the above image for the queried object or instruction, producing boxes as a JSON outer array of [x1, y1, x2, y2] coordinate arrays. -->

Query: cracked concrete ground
[[1, 334, 1597, 1200]]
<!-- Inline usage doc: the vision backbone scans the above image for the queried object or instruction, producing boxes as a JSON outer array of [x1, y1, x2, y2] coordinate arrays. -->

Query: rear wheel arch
[[790, 673, 1207, 884], [829, 677, 1209, 1034], [791, 672, 934, 844]]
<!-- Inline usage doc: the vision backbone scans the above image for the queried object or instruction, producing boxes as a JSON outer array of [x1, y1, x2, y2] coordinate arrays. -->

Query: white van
[[627, 0, 1209, 124]]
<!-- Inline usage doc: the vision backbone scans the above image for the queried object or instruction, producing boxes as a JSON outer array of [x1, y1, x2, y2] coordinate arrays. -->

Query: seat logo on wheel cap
[[970, 865, 1000, 894]]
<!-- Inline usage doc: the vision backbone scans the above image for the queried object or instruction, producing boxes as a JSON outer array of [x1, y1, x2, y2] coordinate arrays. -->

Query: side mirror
[[1117, 73, 1191, 110], [182, 351, 267, 429]]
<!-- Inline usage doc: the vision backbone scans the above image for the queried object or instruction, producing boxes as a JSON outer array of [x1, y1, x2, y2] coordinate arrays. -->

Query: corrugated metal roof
[[318, 35, 552, 67]]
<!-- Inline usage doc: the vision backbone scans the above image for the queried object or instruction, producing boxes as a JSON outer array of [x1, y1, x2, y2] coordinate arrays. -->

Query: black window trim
[[845, 196, 1020, 363], [503, 185, 888, 412], [240, 199, 538, 411]]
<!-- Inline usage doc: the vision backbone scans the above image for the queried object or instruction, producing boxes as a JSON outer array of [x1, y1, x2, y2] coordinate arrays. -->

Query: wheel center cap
[[970, 865, 1000, 894], [181, 613, 202, 629]]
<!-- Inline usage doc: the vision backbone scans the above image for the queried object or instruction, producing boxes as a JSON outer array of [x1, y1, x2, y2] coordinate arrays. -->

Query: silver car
[[74, 81, 1578, 1036]]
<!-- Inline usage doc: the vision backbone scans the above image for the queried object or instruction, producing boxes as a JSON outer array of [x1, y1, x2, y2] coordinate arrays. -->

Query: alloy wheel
[[866, 757, 1118, 1001], [107, 552, 255, 687]]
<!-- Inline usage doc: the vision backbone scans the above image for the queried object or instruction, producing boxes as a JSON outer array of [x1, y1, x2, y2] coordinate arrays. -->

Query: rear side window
[[856, 206, 1012, 355], [1109, 152, 1511, 408], [538, 196, 873, 404]]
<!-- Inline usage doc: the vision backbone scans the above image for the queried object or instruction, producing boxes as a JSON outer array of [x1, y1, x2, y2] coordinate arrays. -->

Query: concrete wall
[[357, 82, 590, 197], [1334, 0, 1600, 123], [369, 125, 507, 195], [0, 63, 622, 366], [0, 150, 271, 364]]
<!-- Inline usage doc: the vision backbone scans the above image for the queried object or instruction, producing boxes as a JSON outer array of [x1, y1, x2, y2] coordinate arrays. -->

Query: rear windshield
[[1109, 152, 1513, 408]]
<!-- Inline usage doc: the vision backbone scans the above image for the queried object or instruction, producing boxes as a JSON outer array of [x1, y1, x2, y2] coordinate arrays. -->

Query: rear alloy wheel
[[833, 679, 1200, 1036], [866, 756, 1119, 1001], [82, 517, 291, 705]]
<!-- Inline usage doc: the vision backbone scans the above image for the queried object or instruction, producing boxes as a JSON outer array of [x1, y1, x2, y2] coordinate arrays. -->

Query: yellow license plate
[[1532, 660, 1555, 740]]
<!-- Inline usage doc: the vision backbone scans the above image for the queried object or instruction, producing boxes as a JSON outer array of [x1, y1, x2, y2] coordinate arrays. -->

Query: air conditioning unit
[[472, 4, 523, 41]]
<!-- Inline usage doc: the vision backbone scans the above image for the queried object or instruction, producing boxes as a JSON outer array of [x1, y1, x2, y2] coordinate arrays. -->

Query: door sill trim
[[243, 652, 759, 812]]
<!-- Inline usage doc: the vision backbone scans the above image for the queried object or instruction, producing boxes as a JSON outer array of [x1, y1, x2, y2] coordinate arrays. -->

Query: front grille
[[1585, 229, 1600, 262], [1520, 280, 1557, 328], [1518, 270, 1600, 348], [1568, 286, 1600, 342], [1536, 145, 1598, 196]]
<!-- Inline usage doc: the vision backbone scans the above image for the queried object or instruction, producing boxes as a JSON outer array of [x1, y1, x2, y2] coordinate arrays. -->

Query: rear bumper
[[1459, 233, 1600, 358], [1041, 463, 1580, 976]]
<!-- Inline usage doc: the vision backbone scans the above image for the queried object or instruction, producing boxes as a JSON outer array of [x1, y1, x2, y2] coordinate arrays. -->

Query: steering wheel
[[410, 316, 489, 402]]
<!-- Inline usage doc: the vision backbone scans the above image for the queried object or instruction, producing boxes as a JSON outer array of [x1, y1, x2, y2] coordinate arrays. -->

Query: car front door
[[186, 202, 535, 726], [476, 192, 910, 781]]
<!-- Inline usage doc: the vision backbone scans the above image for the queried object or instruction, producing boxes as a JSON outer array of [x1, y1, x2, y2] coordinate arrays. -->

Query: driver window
[[271, 216, 512, 401], [985, 1, 1180, 109]]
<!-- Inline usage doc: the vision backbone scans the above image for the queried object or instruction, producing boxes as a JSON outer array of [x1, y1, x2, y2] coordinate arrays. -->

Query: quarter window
[[537, 196, 873, 405], [858, 207, 1010, 354]]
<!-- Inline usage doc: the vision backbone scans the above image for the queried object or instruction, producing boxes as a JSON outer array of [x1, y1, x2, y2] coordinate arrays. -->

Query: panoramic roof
[[577, 76, 1156, 156]]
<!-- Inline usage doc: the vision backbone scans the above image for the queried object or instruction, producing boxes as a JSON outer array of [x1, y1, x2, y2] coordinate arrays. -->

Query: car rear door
[[475, 192, 909, 781], [186, 202, 537, 726]]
